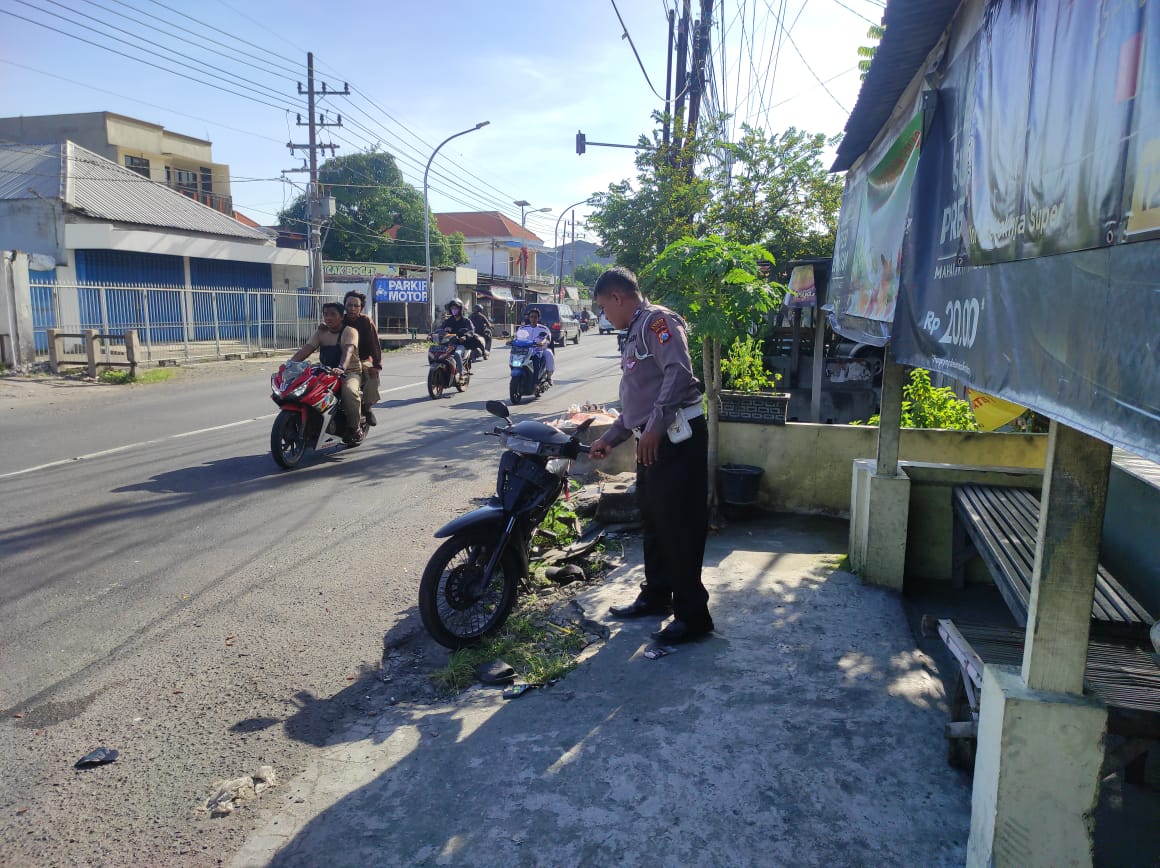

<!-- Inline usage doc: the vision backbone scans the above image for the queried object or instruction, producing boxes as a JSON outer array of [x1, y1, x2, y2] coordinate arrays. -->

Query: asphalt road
[[0, 332, 622, 865]]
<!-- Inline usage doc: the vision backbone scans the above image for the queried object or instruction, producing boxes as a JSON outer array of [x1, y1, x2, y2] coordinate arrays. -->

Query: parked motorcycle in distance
[[418, 401, 592, 648], [508, 326, 551, 404], [269, 360, 368, 469], [427, 329, 473, 399]]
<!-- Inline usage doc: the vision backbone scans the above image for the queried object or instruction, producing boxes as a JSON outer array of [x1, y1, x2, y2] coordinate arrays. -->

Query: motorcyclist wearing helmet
[[520, 307, 556, 386], [438, 300, 480, 374]]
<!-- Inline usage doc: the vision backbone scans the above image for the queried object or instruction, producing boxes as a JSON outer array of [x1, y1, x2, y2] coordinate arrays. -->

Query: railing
[[31, 284, 325, 366], [45, 328, 140, 377], [169, 185, 234, 215]]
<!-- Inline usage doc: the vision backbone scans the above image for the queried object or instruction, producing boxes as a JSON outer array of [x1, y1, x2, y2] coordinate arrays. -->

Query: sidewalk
[[232, 514, 970, 867]]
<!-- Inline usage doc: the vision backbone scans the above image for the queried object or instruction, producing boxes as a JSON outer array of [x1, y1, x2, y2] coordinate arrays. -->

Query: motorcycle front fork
[[468, 515, 518, 598]]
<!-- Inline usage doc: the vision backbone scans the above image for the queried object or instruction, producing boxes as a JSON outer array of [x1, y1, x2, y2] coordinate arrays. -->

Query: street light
[[553, 197, 597, 301], [514, 200, 550, 310], [424, 121, 489, 328]]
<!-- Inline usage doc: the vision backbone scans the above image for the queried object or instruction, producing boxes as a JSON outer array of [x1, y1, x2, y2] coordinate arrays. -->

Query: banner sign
[[892, 0, 1160, 463], [826, 112, 923, 344], [785, 265, 817, 308], [373, 277, 428, 303], [323, 261, 399, 280]]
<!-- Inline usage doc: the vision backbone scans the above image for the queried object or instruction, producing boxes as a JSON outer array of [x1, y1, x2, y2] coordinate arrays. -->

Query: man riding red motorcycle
[[290, 302, 363, 444]]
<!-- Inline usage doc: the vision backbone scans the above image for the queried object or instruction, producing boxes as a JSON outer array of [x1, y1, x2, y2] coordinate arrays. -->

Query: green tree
[[704, 125, 843, 266], [642, 236, 779, 523], [279, 151, 465, 266], [571, 262, 604, 287], [587, 125, 712, 274]]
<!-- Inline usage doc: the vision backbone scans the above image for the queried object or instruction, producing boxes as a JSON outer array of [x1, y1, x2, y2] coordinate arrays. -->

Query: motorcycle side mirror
[[485, 400, 510, 420]]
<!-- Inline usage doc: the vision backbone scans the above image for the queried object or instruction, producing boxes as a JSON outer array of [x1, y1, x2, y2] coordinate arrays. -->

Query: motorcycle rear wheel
[[428, 367, 446, 400], [418, 533, 520, 649], [271, 410, 306, 469]]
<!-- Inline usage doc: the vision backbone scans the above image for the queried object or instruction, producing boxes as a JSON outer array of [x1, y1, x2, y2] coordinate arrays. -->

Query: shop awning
[[479, 286, 515, 302], [563, 286, 580, 301]]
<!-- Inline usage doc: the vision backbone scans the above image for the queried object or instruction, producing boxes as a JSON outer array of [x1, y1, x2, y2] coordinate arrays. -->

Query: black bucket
[[718, 464, 764, 505]]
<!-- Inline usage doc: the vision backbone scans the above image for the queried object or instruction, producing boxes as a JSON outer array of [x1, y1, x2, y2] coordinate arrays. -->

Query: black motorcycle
[[427, 328, 472, 399], [418, 401, 591, 648]]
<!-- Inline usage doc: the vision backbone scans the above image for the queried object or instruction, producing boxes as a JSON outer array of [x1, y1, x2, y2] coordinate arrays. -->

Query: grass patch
[[429, 602, 590, 697], [97, 368, 175, 385]]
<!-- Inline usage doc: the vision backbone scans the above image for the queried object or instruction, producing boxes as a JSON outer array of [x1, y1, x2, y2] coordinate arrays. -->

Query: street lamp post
[[514, 200, 550, 314], [424, 121, 489, 328], [553, 197, 596, 302]]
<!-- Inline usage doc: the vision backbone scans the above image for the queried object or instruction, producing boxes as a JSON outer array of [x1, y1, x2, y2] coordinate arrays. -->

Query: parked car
[[524, 303, 581, 347], [597, 311, 615, 334]]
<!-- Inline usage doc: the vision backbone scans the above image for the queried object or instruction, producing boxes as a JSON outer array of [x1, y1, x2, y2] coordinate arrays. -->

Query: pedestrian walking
[[588, 266, 713, 643]]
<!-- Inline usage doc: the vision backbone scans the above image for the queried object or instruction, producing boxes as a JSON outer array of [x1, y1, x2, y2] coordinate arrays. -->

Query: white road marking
[[0, 380, 428, 480]]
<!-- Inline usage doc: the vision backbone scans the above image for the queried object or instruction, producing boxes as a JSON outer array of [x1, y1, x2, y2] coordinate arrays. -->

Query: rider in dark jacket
[[469, 306, 493, 357]]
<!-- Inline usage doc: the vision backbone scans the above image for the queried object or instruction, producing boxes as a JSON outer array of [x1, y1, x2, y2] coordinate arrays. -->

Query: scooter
[[269, 360, 368, 469], [508, 326, 551, 405], [427, 329, 473, 399], [418, 401, 592, 648]]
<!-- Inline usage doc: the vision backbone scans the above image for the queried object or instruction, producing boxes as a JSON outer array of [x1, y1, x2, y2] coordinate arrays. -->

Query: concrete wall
[[718, 421, 1049, 516], [0, 113, 115, 160], [0, 200, 66, 263], [1102, 460, 1160, 613]]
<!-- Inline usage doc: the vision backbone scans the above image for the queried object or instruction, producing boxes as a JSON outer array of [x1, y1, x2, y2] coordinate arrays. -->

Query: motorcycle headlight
[[290, 383, 308, 398]]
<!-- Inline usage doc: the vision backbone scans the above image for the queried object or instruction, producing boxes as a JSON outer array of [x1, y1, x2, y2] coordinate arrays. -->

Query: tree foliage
[[858, 24, 885, 81], [703, 125, 843, 267], [279, 151, 464, 266], [586, 125, 712, 274], [571, 262, 604, 287]]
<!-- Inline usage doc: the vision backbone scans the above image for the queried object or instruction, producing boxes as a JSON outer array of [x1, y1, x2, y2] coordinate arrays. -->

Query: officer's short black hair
[[592, 266, 640, 299]]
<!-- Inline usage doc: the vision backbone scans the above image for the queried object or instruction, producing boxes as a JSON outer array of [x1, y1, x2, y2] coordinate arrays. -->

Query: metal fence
[[31, 283, 325, 365]]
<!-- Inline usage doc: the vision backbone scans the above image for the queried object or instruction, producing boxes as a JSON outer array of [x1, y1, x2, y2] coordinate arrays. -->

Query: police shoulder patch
[[649, 316, 672, 343]]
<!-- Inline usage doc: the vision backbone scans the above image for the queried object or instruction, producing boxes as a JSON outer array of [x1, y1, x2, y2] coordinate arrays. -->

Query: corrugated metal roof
[[0, 141, 269, 241], [831, 0, 962, 172]]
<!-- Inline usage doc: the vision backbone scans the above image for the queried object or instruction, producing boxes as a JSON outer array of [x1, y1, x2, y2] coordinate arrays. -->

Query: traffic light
[[575, 131, 586, 155]]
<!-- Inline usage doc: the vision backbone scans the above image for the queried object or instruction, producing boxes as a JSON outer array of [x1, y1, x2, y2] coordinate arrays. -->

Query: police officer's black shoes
[[651, 617, 714, 644], [364, 409, 377, 426], [609, 597, 673, 619]]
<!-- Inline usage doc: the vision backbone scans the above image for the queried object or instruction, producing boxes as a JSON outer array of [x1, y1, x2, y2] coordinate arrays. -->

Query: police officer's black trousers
[[635, 416, 710, 622]]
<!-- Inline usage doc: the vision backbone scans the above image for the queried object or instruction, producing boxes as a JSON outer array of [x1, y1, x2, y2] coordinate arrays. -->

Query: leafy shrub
[[720, 335, 780, 393], [858, 368, 978, 430]]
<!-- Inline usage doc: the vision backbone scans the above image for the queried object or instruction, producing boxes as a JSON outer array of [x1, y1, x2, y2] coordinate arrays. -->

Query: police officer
[[588, 266, 713, 643]]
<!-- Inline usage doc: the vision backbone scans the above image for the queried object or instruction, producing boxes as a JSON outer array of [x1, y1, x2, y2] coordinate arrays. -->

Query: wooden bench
[[951, 483, 1154, 636], [938, 484, 1158, 773]]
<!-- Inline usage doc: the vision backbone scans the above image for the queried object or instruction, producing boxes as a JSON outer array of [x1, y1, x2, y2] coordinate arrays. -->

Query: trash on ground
[[75, 747, 119, 769], [502, 683, 534, 699], [644, 645, 675, 660], [544, 563, 585, 583], [203, 765, 277, 817], [476, 659, 516, 685]]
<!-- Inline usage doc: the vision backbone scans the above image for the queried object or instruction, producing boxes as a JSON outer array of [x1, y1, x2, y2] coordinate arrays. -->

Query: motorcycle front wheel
[[270, 409, 307, 469], [428, 366, 446, 399], [509, 378, 523, 404], [419, 532, 521, 649]]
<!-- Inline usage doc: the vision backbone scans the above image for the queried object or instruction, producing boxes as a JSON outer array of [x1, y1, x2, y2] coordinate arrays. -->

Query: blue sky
[[1, 0, 883, 245]]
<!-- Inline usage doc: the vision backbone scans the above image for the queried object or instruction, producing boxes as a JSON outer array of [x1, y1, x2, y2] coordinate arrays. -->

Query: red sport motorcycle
[[269, 360, 369, 469]]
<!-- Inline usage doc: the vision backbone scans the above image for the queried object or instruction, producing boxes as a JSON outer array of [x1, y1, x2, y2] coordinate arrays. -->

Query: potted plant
[[717, 334, 789, 424]]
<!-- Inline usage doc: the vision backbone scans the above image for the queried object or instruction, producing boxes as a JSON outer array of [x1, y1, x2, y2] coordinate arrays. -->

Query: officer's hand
[[636, 430, 663, 466], [589, 436, 612, 460]]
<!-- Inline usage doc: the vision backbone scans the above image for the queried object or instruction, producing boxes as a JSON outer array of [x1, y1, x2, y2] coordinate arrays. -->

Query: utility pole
[[285, 52, 348, 294], [683, 0, 714, 179], [672, 0, 691, 155], [663, 7, 675, 153]]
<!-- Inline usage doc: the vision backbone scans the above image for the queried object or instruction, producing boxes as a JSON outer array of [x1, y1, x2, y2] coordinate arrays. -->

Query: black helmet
[[445, 300, 463, 314]]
